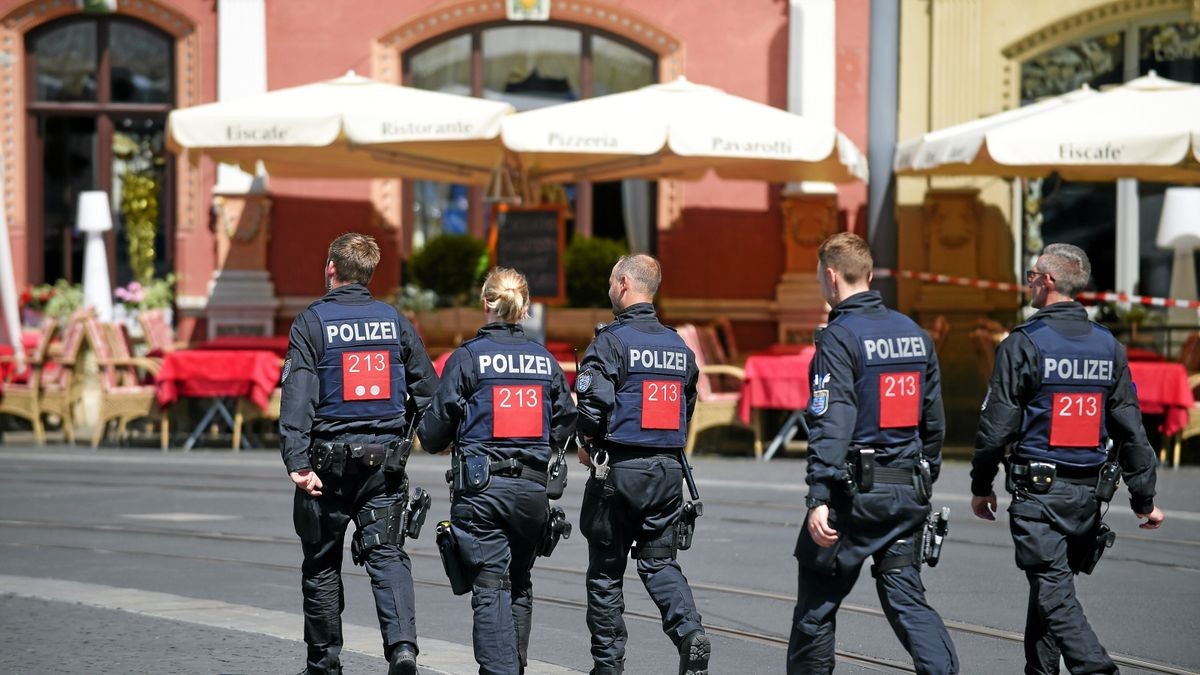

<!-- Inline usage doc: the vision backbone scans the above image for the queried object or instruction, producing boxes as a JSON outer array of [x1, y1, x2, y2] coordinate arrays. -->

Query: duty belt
[[1011, 458, 1100, 485], [873, 466, 915, 485], [310, 440, 399, 475], [490, 458, 548, 487]]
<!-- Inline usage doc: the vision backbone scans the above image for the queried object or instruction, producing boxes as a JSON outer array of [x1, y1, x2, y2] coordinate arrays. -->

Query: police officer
[[788, 233, 958, 675], [418, 267, 577, 675], [576, 254, 709, 675], [281, 233, 437, 675], [971, 243, 1164, 674]]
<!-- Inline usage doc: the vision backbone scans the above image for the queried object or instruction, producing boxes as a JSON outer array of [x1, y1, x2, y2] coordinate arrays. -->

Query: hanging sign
[[507, 0, 550, 21]]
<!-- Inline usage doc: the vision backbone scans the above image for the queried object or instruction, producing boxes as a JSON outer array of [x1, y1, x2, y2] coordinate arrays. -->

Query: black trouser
[[1009, 480, 1116, 675], [580, 451, 703, 674], [451, 475, 549, 675], [787, 485, 958, 675], [293, 440, 416, 675]]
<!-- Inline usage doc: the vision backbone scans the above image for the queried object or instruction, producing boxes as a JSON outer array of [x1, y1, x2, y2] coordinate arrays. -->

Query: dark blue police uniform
[[972, 301, 1159, 675], [788, 291, 958, 675], [576, 302, 705, 675], [418, 323, 577, 675], [280, 284, 437, 675]]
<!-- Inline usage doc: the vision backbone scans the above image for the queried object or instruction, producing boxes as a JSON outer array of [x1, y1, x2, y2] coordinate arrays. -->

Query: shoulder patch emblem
[[810, 389, 829, 416], [576, 369, 594, 394], [281, 358, 292, 384]]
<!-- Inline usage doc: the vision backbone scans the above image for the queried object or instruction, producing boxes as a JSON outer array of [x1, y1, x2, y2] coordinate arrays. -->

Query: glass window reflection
[[34, 22, 98, 102], [592, 35, 654, 96], [409, 34, 471, 94], [482, 26, 580, 110], [110, 22, 172, 103]]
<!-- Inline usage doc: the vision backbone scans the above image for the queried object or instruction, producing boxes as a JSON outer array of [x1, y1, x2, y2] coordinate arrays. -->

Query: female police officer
[[418, 267, 577, 674]]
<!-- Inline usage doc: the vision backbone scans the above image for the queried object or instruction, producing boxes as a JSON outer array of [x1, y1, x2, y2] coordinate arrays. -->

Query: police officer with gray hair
[[419, 267, 577, 675], [576, 253, 709, 675], [280, 233, 437, 675], [972, 242, 1164, 674], [789, 232, 958, 675]]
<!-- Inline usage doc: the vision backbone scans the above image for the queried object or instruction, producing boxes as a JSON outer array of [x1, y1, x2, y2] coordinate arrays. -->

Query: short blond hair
[[482, 267, 530, 323], [328, 233, 381, 285], [818, 232, 873, 285]]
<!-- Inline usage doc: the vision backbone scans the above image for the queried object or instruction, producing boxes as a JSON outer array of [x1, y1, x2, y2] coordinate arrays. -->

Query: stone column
[[205, 0, 277, 337]]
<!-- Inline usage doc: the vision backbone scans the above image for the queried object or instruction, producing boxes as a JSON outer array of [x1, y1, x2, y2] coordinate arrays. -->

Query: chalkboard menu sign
[[491, 205, 566, 303]]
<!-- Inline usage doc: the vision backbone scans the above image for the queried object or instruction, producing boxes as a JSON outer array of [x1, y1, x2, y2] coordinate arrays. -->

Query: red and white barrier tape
[[872, 268, 1026, 293], [872, 268, 1200, 310]]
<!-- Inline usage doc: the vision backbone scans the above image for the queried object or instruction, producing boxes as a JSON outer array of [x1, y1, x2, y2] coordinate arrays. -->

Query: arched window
[[404, 23, 657, 251], [25, 14, 174, 285], [1020, 18, 1199, 297]]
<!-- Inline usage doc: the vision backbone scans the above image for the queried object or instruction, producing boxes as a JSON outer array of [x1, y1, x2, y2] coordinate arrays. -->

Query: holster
[[914, 458, 933, 504], [537, 505, 572, 557], [847, 448, 876, 493], [1072, 521, 1116, 575], [446, 455, 493, 495], [545, 446, 568, 500], [435, 521, 473, 595], [922, 506, 950, 567], [405, 487, 431, 539], [383, 437, 413, 476], [350, 497, 408, 566], [674, 500, 703, 552], [1009, 460, 1056, 495], [1095, 462, 1120, 503]]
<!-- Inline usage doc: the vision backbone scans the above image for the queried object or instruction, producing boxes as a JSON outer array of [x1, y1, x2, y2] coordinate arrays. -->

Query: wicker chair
[[38, 308, 93, 444], [0, 319, 57, 443], [137, 308, 187, 355], [677, 323, 752, 458], [84, 318, 168, 449], [232, 388, 281, 451]]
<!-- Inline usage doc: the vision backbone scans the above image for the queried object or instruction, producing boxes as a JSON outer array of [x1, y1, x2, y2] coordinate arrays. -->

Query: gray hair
[[1040, 243, 1091, 295], [613, 254, 662, 296]]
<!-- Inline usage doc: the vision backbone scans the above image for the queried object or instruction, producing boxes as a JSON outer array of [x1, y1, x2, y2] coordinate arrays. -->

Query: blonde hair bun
[[482, 267, 530, 323]]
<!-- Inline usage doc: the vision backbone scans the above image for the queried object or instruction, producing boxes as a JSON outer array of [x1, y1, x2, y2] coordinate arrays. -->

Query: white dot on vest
[[355, 385, 366, 396], [370, 384, 381, 396]]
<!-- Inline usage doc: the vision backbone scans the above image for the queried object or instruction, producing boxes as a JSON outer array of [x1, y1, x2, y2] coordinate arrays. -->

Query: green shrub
[[408, 234, 489, 307], [564, 236, 627, 308]]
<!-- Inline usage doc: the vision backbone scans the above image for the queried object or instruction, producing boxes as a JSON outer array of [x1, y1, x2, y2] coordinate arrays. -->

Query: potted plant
[[19, 285, 56, 327], [549, 236, 627, 347], [114, 274, 176, 338], [404, 235, 489, 348]]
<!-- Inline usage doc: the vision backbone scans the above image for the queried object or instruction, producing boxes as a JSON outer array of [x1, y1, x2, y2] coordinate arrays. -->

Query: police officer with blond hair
[[419, 267, 577, 674], [281, 232, 437, 675], [789, 232, 958, 675], [972, 243, 1163, 674], [576, 253, 709, 675]]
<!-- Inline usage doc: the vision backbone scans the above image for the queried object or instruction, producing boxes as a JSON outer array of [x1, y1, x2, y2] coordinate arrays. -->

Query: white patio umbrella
[[894, 73, 1200, 183], [500, 76, 867, 184], [168, 71, 515, 183]]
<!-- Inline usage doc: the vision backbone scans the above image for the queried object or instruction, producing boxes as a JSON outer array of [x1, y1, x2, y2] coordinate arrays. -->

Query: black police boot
[[678, 630, 710, 675], [388, 643, 417, 675]]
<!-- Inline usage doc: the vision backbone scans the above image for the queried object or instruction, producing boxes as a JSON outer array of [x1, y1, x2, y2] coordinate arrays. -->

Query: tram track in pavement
[[0, 517, 1194, 675]]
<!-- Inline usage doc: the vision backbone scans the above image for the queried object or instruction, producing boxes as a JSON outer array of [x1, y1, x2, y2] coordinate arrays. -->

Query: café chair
[[232, 388, 281, 451], [1170, 373, 1200, 469], [84, 318, 168, 449], [138, 308, 188, 356], [677, 324, 753, 458], [38, 308, 93, 445], [0, 318, 57, 443]]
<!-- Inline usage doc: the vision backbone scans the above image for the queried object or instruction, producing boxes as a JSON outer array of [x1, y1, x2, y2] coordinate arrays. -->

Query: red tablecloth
[[1129, 361, 1194, 436], [0, 344, 11, 389], [194, 335, 291, 358], [738, 347, 816, 423], [155, 349, 282, 411]]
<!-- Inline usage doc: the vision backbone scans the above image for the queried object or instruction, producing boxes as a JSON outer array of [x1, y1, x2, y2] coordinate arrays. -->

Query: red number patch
[[493, 385, 543, 438], [879, 371, 920, 428], [342, 351, 390, 401], [642, 380, 681, 430], [1050, 392, 1102, 447]]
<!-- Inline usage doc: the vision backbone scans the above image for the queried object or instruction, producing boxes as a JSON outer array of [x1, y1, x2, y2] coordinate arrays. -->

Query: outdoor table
[[193, 335, 290, 358], [155, 349, 282, 451], [738, 346, 816, 460], [1128, 361, 1194, 438]]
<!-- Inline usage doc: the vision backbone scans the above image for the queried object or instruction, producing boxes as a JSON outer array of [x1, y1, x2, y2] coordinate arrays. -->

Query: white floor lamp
[[78, 191, 114, 322], [1156, 187, 1200, 333]]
